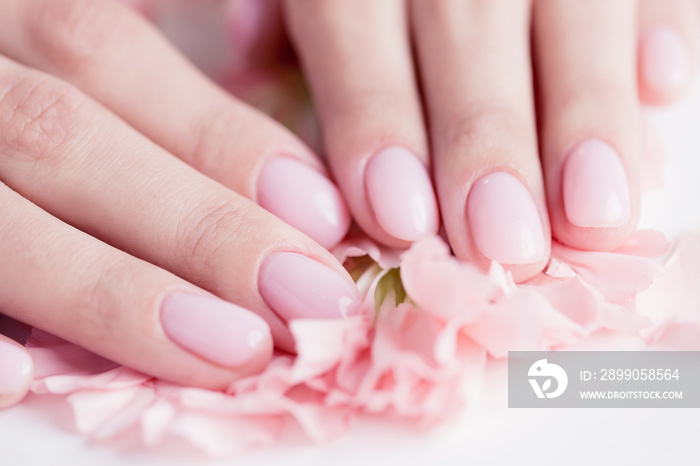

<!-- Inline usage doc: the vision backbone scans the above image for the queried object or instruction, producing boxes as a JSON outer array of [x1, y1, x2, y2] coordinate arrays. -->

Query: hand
[[282, 0, 698, 282], [0, 0, 362, 403]]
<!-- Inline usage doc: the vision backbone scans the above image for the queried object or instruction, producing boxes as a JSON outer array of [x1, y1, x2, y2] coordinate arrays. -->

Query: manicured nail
[[562, 139, 631, 228], [161, 293, 271, 368], [225, 0, 264, 57], [259, 252, 361, 321], [467, 172, 546, 265], [640, 26, 689, 95], [258, 157, 351, 249], [365, 147, 439, 241], [0, 340, 33, 398]]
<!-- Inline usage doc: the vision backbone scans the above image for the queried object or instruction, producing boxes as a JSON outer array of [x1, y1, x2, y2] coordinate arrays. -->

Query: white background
[[2, 6, 700, 465]]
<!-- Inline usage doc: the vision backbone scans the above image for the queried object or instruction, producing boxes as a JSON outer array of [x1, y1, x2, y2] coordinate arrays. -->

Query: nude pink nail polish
[[259, 252, 362, 321], [161, 293, 272, 367], [225, 0, 265, 55], [640, 26, 689, 95], [258, 157, 351, 249], [365, 147, 439, 241], [562, 139, 631, 228], [467, 172, 546, 265], [0, 340, 33, 397]]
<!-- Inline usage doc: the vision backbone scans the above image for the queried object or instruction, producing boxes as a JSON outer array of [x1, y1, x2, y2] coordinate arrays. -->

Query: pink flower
[[19, 6, 699, 453], [25, 228, 699, 456]]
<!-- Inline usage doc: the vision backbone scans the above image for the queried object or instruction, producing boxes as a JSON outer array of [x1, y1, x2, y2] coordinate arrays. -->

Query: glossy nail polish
[[562, 139, 631, 228], [259, 252, 362, 321], [365, 146, 439, 241], [467, 171, 546, 265], [640, 26, 689, 96], [0, 340, 33, 397], [258, 157, 351, 249], [225, 0, 264, 56], [161, 293, 271, 367]]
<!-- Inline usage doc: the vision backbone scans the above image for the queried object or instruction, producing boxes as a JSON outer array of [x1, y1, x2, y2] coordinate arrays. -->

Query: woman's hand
[[283, 0, 699, 282], [0, 0, 362, 408]]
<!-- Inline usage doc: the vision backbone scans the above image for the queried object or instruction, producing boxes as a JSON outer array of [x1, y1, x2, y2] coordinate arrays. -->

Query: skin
[[2, 0, 699, 408], [283, 0, 699, 281], [0, 0, 354, 407]]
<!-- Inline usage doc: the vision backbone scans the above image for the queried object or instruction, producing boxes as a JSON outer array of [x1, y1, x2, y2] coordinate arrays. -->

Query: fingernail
[[161, 293, 271, 368], [258, 157, 351, 249], [640, 26, 689, 95], [467, 172, 546, 265], [225, 0, 264, 57], [365, 147, 439, 241], [562, 139, 631, 228], [0, 340, 33, 397], [259, 252, 361, 321]]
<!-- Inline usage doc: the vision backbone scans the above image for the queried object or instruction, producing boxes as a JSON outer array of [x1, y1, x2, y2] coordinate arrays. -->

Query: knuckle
[[188, 106, 241, 174], [557, 85, 633, 118], [78, 253, 135, 330], [543, 85, 636, 139], [332, 89, 401, 122], [175, 197, 256, 279], [27, 0, 127, 73], [0, 75, 86, 161], [187, 104, 272, 194], [440, 103, 532, 152]]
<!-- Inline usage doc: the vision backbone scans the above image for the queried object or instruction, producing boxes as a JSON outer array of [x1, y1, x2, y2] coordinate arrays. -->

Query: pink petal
[[551, 235, 665, 307], [400, 236, 501, 321]]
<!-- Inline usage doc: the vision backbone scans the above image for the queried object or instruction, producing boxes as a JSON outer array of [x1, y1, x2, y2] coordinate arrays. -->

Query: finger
[[0, 334, 33, 409], [0, 184, 271, 389], [534, 0, 642, 251], [410, 0, 550, 282], [115, 0, 156, 19], [223, 0, 291, 70], [0, 57, 362, 352], [0, 0, 350, 248], [284, 0, 439, 247], [637, 0, 700, 105]]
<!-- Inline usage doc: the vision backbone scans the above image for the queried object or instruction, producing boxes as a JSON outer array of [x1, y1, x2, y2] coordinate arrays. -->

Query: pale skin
[[1, 0, 698, 408]]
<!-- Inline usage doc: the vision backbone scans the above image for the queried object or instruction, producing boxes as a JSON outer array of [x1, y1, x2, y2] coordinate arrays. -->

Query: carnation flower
[[21, 3, 700, 455], [26, 229, 698, 455]]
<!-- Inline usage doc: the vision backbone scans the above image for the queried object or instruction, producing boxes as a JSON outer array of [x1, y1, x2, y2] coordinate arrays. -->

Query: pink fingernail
[[224, 0, 265, 56], [259, 252, 361, 321], [640, 26, 689, 95], [562, 139, 631, 228], [258, 157, 351, 249], [365, 147, 439, 241], [0, 340, 33, 397], [161, 293, 272, 368], [467, 172, 546, 265]]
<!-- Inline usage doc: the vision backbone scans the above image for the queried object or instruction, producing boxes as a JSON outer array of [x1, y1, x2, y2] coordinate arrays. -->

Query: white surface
[[3, 20, 700, 466], [2, 337, 699, 466]]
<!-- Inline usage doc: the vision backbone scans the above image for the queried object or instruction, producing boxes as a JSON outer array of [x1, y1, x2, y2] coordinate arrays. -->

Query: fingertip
[[553, 139, 640, 251], [0, 337, 34, 409], [463, 171, 550, 282], [257, 156, 351, 249], [258, 251, 362, 321], [501, 260, 551, 284], [364, 146, 440, 243], [159, 292, 273, 379], [638, 25, 692, 106]]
